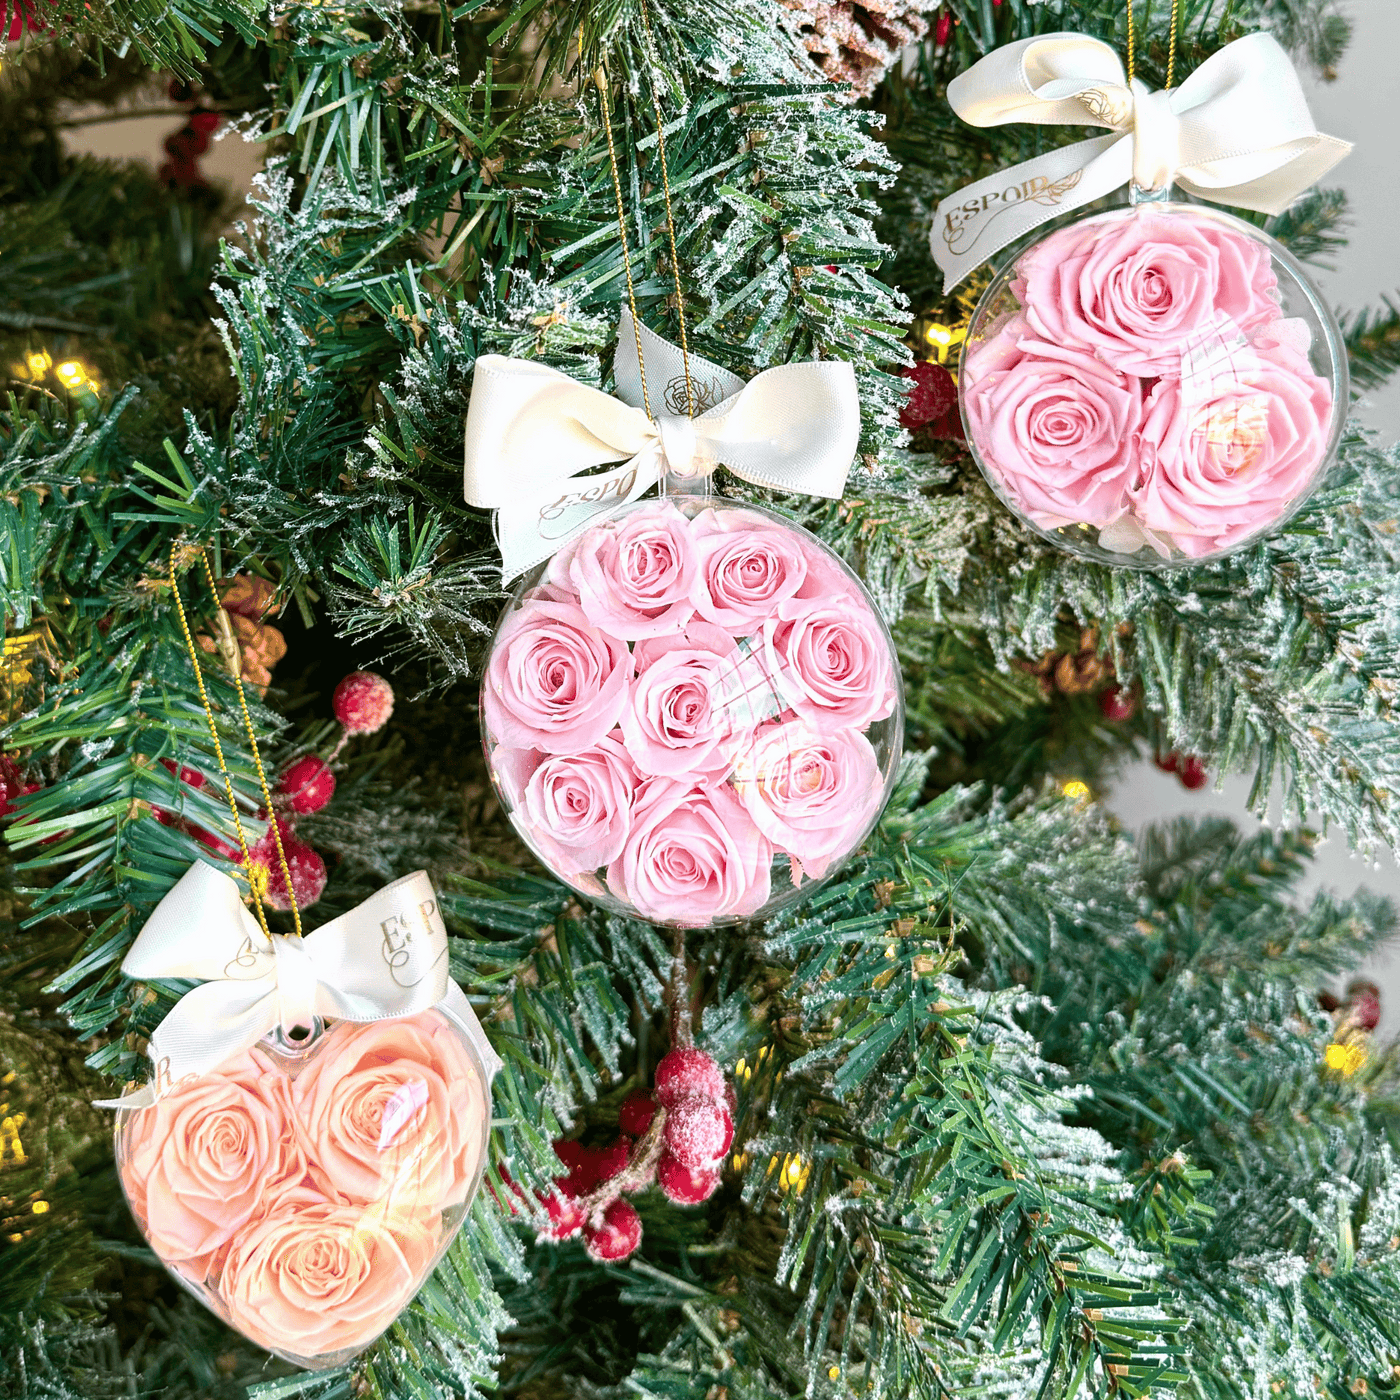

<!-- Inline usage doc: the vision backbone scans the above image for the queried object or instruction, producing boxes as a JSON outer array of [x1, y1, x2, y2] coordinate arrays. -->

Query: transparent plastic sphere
[[115, 1009, 492, 1370], [480, 493, 905, 928], [958, 200, 1347, 567]]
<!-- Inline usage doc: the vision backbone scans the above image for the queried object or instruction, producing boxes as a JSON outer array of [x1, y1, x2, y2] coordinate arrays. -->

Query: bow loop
[[932, 31, 1350, 289], [464, 309, 861, 579], [97, 862, 501, 1109]]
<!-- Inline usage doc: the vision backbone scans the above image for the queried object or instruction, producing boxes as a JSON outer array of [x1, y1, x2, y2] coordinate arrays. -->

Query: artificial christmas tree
[[4, 0, 1400, 1397]]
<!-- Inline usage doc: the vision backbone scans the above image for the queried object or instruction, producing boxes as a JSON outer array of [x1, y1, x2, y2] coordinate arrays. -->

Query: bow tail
[[95, 978, 276, 1109], [1176, 133, 1353, 215], [152, 977, 278, 1084], [933, 133, 1127, 290], [495, 448, 662, 581]]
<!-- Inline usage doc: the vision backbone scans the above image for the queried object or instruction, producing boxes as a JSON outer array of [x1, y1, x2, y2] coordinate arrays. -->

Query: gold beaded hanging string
[[1126, 0, 1182, 88], [166, 542, 302, 938], [591, 0, 697, 422]]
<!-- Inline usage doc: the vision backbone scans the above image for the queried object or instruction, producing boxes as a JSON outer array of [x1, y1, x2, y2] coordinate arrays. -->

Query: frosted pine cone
[[779, 0, 939, 100]]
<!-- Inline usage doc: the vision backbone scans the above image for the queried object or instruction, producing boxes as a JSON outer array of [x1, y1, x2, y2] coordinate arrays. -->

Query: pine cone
[[1018, 627, 1114, 698], [779, 0, 939, 100]]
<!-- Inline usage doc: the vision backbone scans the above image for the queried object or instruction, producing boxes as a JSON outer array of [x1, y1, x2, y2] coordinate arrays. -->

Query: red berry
[[278, 755, 336, 815], [583, 1198, 642, 1263], [654, 1048, 725, 1108], [188, 109, 221, 137], [657, 1151, 721, 1205], [1152, 750, 1180, 774], [1177, 756, 1208, 790], [553, 1138, 603, 1195], [540, 1188, 586, 1241], [190, 824, 241, 862], [934, 9, 951, 45], [333, 671, 395, 735], [552, 1138, 589, 1176], [488, 1166, 526, 1216], [0, 756, 40, 824], [618, 1092, 657, 1136], [898, 360, 957, 432], [250, 824, 327, 911], [159, 758, 208, 789], [595, 1136, 632, 1184], [1098, 686, 1137, 723], [718, 1103, 735, 1157], [662, 1096, 729, 1170], [1346, 981, 1381, 1032]]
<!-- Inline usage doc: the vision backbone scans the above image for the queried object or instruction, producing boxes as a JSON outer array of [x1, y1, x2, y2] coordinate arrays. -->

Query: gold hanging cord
[[1126, 0, 1182, 89], [591, 0, 696, 420], [167, 543, 302, 939]]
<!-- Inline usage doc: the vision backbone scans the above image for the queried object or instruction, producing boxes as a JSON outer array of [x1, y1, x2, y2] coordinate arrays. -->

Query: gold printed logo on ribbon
[[380, 898, 447, 989], [663, 373, 728, 416], [538, 465, 640, 528], [1078, 87, 1131, 126], [223, 935, 262, 979], [941, 169, 1085, 255]]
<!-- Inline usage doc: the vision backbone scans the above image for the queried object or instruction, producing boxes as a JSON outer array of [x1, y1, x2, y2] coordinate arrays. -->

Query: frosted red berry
[[618, 1092, 657, 1136], [553, 1138, 603, 1195], [654, 1048, 725, 1108], [595, 1136, 632, 1184], [540, 1188, 586, 1241], [333, 671, 394, 735], [898, 360, 957, 432], [1177, 756, 1208, 790], [583, 1198, 642, 1263], [278, 755, 336, 815], [662, 1096, 729, 1170], [717, 1103, 735, 1158], [1098, 686, 1137, 723], [657, 1152, 721, 1205], [252, 826, 328, 911], [1346, 980, 1381, 1032], [0, 755, 39, 824], [1152, 750, 1180, 774]]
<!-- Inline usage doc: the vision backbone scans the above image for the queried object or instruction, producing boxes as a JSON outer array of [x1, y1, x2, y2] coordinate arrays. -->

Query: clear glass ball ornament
[[480, 491, 905, 928], [958, 198, 1347, 567], [115, 1009, 493, 1370]]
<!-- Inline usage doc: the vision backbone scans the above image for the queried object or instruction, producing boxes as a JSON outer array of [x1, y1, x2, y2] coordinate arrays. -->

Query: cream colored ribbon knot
[[96, 861, 502, 1109], [932, 31, 1351, 290], [463, 308, 861, 579]]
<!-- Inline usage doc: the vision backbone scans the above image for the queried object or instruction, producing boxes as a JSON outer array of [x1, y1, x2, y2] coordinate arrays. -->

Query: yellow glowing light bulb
[[25, 351, 52, 378], [920, 321, 968, 364], [783, 1156, 803, 1187], [1061, 779, 1091, 802], [54, 361, 87, 389], [30, 1200, 49, 1215], [1325, 1041, 1366, 1076]]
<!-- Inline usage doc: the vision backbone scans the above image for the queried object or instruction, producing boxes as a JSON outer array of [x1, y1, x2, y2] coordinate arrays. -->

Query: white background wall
[[1108, 0, 1400, 1029]]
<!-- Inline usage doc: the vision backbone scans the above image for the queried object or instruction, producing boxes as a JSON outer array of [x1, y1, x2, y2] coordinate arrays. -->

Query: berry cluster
[[1153, 750, 1208, 790], [540, 1047, 736, 1264], [151, 670, 396, 912]]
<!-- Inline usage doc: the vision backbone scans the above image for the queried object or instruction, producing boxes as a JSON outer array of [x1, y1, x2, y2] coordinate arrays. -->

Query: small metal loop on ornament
[[1128, 181, 1174, 206], [268, 1014, 325, 1056]]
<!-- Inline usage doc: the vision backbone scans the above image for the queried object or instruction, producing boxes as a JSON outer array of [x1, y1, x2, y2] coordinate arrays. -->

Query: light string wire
[[167, 542, 302, 938]]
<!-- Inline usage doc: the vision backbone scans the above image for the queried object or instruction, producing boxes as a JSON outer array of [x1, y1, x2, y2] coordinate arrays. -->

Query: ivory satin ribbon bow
[[463, 308, 861, 579], [931, 31, 1351, 290], [97, 861, 502, 1108]]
